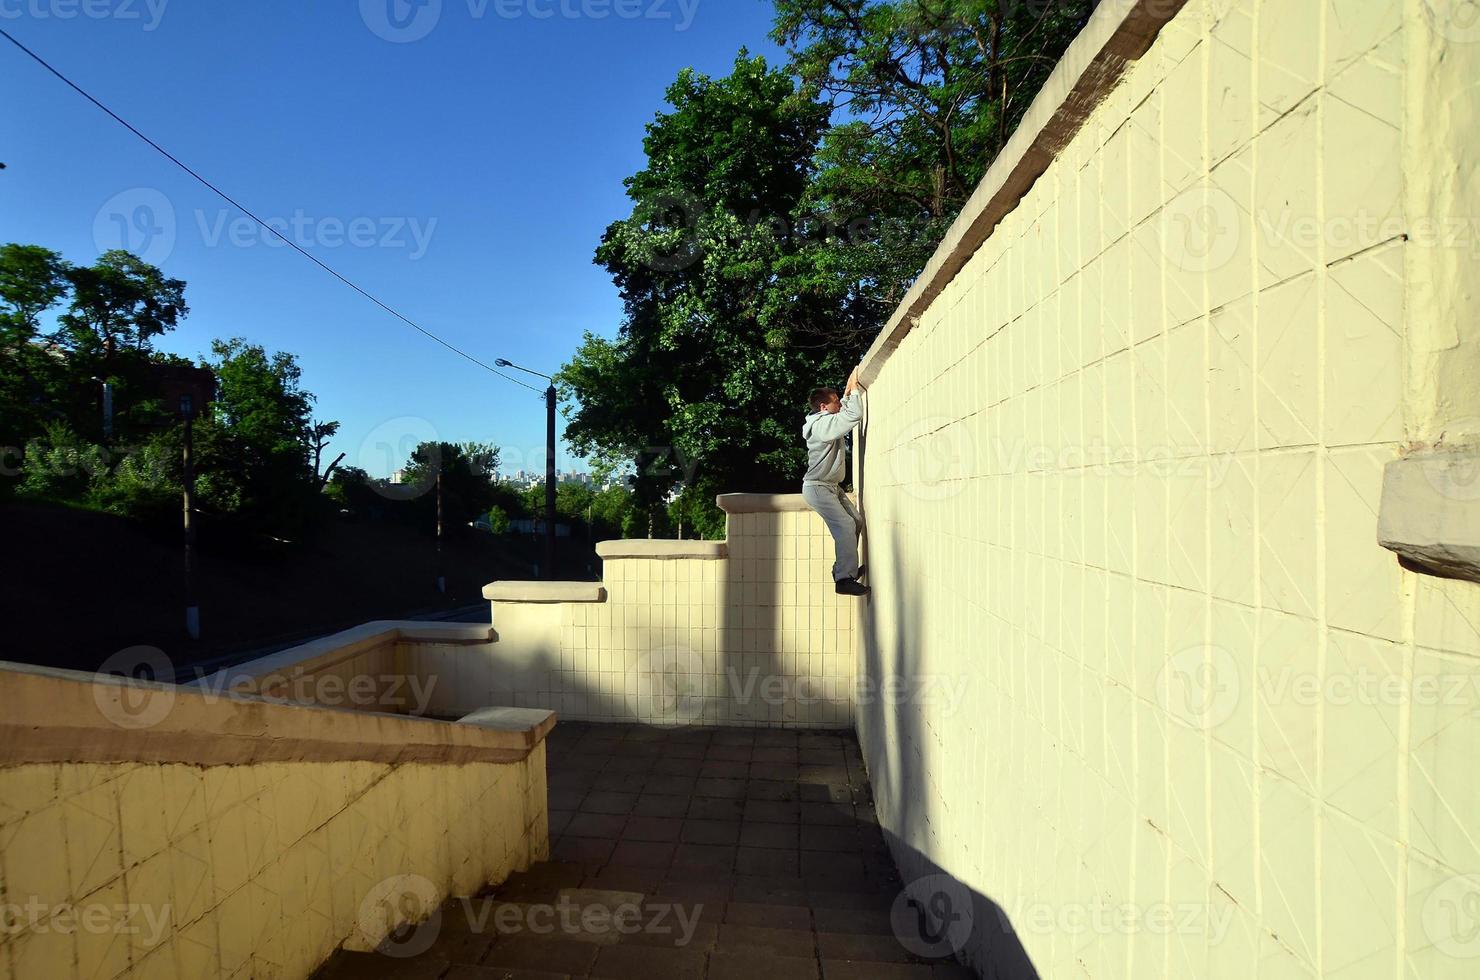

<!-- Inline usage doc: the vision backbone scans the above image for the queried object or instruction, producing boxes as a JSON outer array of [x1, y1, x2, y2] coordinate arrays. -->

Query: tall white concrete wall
[[854, 1, 1480, 977]]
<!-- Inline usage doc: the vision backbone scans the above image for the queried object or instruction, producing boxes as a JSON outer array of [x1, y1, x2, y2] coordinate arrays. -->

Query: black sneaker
[[856, 565, 867, 579], [836, 577, 870, 596]]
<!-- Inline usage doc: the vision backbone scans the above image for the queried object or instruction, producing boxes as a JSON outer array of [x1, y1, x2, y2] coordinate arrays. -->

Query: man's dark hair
[[809, 387, 839, 413]]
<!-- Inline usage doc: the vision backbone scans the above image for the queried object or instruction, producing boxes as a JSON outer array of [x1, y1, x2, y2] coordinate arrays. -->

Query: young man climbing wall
[[802, 365, 869, 596]]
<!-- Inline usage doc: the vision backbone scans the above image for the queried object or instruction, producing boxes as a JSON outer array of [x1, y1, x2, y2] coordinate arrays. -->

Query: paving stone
[[651, 757, 698, 776], [672, 843, 735, 871], [717, 924, 817, 957], [445, 964, 570, 980], [688, 797, 745, 821], [483, 936, 598, 976], [731, 876, 809, 907], [724, 901, 812, 931], [800, 825, 858, 852], [735, 847, 800, 877], [566, 813, 628, 840], [692, 777, 747, 799], [608, 840, 676, 868], [707, 744, 752, 762], [820, 962, 931, 980], [680, 819, 740, 845], [551, 837, 616, 865], [708, 950, 819, 980], [811, 907, 895, 936], [817, 932, 914, 963], [632, 793, 690, 818], [800, 803, 854, 826], [589, 943, 706, 979], [548, 810, 575, 837], [623, 816, 682, 842], [582, 792, 638, 815], [750, 746, 799, 764], [739, 822, 797, 849], [698, 760, 750, 779], [746, 779, 798, 801], [645, 775, 698, 795], [314, 951, 450, 979], [745, 800, 800, 824], [749, 763, 801, 781]]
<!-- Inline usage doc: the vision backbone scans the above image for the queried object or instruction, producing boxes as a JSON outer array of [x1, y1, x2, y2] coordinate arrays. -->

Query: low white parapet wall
[[445, 493, 859, 727], [0, 661, 551, 979]]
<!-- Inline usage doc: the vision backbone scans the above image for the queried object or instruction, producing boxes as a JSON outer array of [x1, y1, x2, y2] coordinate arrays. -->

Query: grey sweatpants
[[803, 482, 863, 581]]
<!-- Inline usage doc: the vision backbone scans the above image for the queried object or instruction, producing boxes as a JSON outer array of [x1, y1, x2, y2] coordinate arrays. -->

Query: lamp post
[[496, 358, 557, 579], [180, 393, 199, 639]]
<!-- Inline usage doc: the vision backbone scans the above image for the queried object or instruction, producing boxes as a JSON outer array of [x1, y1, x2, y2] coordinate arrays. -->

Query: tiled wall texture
[[853, 1, 1480, 978], [421, 506, 858, 727], [0, 748, 547, 979]]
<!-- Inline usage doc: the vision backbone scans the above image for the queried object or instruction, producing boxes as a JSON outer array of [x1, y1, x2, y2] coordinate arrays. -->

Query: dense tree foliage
[[560, 1, 1094, 535]]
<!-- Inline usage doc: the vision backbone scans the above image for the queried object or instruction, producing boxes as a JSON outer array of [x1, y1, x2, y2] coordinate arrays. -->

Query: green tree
[[772, 0, 1096, 311], [401, 441, 501, 534], [0, 245, 72, 486], [57, 249, 188, 360], [199, 338, 321, 537], [559, 53, 851, 535]]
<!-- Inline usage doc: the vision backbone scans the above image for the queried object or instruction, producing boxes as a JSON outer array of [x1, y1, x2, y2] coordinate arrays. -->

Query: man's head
[[810, 386, 841, 415]]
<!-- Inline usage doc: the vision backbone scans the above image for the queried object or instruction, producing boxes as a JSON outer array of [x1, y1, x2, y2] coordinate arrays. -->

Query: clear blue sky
[[1, 0, 784, 476]]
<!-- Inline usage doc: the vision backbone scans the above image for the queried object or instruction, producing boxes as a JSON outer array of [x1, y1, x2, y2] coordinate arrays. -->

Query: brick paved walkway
[[317, 723, 972, 979]]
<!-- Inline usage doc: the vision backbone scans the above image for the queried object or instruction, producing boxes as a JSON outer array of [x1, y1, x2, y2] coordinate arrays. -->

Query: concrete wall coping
[[192, 621, 494, 691], [716, 493, 816, 514], [596, 539, 728, 560], [0, 660, 553, 767], [856, 0, 1189, 387], [483, 581, 608, 603], [1378, 450, 1480, 582]]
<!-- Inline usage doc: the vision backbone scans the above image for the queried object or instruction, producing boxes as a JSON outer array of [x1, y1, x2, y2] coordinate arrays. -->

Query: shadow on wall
[[858, 521, 1041, 980]]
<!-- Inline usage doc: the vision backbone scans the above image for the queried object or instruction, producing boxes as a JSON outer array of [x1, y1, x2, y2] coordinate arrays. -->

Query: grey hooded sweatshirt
[[801, 389, 864, 485]]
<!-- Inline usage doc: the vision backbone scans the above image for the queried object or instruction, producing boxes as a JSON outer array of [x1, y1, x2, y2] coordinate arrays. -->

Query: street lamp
[[496, 358, 557, 579]]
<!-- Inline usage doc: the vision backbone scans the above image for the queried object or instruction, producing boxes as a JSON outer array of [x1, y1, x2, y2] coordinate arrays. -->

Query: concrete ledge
[[596, 539, 728, 560], [716, 493, 815, 514], [857, 0, 1190, 386], [0, 661, 552, 766], [456, 707, 557, 741], [1378, 451, 1480, 581], [483, 581, 608, 603], [192, 621, 494, 692]]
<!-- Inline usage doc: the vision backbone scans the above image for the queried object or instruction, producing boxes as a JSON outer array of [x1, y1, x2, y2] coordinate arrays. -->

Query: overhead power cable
[[0, 27, 544, 395]]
